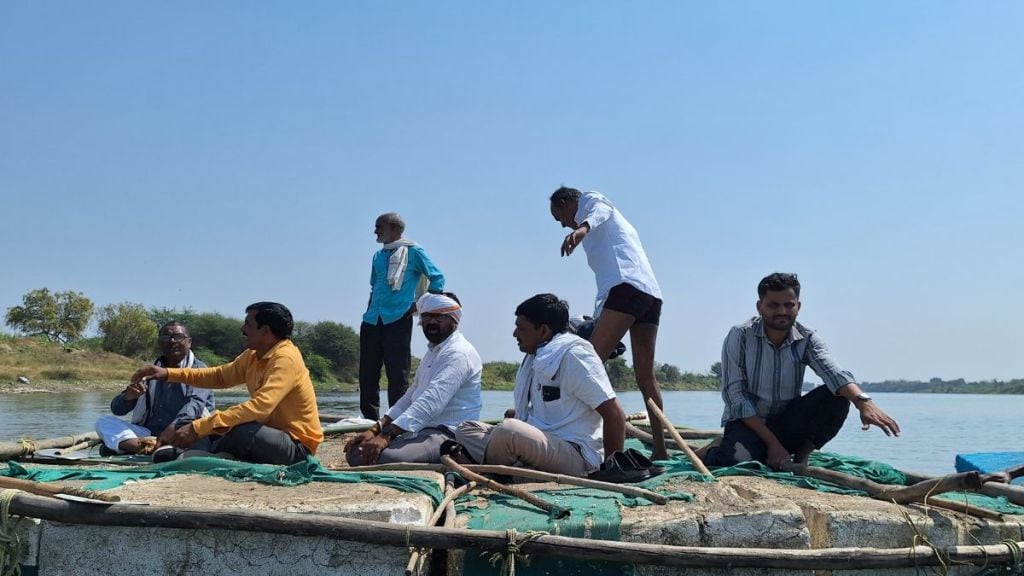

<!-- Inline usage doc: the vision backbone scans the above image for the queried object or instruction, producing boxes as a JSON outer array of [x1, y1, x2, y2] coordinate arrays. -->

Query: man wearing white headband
[[358, 212, 446, 421], [346, 292, 481, 465]]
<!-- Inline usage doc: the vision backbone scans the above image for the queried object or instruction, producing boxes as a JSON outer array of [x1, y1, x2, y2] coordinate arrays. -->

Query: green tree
[[304, 353, 337, 383], [294, 321, 359, 382], [656, 362, 682, 384], [5, 288, 94, 344], [97, 302, 158, 357], [605, 357, 637, 390], [482, 361, 519, 389], [710, 361, 722, 379]]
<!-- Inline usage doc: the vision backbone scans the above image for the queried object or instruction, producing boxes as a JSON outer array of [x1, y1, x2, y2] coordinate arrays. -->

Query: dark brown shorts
[[603, 283, 662, 325]]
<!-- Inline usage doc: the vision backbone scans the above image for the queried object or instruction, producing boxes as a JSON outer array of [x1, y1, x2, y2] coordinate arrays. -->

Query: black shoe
[[625, 448, 666, 477], [98, 444, 117, 457], [152, 445, 181, 464], [439, 440, 478, 465], [588, 451, 651, 484]]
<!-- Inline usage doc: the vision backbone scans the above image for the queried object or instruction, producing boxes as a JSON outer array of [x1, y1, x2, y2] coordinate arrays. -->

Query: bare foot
[[137, 437, 158, 455], [693, 437, 721, 459], [117, 438, 142, 454]]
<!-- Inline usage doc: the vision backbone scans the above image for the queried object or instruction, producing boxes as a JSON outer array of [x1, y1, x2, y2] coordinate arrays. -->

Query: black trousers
[[358, 313, 413, 420], [705, 385, 850, 467], [213, 422, 310, 466]]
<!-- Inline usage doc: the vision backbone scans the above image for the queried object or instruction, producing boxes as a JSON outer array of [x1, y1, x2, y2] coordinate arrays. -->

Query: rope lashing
[[0, 489, 23, 576]]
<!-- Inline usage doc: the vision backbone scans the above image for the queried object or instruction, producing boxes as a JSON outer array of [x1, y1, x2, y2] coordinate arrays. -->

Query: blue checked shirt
[[720, 317, 855, 425]]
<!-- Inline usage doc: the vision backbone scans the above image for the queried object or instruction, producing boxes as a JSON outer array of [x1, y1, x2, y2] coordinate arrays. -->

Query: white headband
[[417, 293, 462, 322]]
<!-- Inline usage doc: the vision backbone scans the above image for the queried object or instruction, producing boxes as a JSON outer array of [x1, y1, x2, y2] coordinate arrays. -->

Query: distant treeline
[[861, 378, 1024, 394], [481, 358, 720, 392], [3, 286, 717, 389]]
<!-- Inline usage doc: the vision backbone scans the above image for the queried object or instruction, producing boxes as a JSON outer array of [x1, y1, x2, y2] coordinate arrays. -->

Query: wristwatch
[[854, 392, 872, 403]]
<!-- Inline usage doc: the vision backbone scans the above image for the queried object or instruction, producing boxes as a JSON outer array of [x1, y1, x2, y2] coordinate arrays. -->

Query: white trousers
[[95, 415, 152, 453]]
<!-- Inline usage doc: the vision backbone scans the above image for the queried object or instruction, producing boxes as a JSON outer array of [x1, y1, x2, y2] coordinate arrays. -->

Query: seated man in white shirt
[[345, 292, 482, 465], [455, 293, 626, 477]]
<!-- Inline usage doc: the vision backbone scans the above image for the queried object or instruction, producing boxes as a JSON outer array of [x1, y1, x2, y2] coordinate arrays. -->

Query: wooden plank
[[7, 491, 1024, 570]]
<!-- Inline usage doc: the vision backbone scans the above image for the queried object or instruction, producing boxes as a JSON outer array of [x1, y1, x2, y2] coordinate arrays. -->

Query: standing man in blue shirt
[[359, 212, 446, 420]]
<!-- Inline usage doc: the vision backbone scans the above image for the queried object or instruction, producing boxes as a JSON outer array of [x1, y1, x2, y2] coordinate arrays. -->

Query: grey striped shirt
[[720, 317, 855, 425]]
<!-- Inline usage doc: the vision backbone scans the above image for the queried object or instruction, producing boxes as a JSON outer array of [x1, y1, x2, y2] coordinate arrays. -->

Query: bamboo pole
[[783, 465, 987, 505], [440, 455, 570, 518], [344, 461, 667, 503], [405, 478, 476, 576], [6, 491, 1024, 570], [56, 437, 101, 455], [628, 420, 724, 440], [781, 464, 1005, 519], [468, 465, 668, 504], [0, 431, 99, 460], [913, 498, 1006, 521], [645, 399, 713, 476], [0, 476, 119, 503], [901, 467, 1024, 507], [626, 422, 692, 451]]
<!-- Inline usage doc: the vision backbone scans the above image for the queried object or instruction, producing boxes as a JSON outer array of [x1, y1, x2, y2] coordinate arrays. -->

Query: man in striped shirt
[[701, 273, 900, 470]]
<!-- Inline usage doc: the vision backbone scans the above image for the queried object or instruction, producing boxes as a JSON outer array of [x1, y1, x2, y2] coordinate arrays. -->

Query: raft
[[957, 451, 1024, 485]]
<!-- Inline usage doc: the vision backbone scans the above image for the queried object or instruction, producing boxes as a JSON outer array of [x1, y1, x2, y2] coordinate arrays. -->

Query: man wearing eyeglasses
[[96, 321, 215, 455]]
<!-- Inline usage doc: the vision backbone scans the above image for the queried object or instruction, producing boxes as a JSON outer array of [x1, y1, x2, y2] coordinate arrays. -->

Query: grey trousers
[[214, 422, 310, 466], [346, 426, 454, 466], [455, 419, 592, 477]]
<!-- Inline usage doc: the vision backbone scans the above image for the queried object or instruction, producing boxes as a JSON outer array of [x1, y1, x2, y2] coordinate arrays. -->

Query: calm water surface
[[1, 390, 1018, 475]]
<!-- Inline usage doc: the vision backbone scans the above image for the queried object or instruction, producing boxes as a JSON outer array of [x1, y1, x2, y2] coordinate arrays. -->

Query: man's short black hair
[[245, 302, 294, 339], [515, 294, 569, 334], [159, 321, 190, 337], [549, 186, 582, 206], [757, 273, 801, 299]]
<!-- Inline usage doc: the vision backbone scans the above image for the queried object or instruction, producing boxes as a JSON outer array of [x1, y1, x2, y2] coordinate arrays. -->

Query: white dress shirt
[[574, 191, 662, 316], [387, 330, 482, 433]]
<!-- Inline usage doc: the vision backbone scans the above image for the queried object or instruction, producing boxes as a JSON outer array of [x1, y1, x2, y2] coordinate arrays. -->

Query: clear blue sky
[[2, 3, 1021, 382]]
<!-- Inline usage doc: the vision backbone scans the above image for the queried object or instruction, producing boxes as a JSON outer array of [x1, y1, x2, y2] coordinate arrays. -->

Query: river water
[[1, 390, 1018, 475]]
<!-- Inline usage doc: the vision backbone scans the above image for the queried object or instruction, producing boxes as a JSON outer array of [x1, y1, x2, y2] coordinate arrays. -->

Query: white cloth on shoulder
[[383, 238, 419, 292], [513, 331, 585, 420]]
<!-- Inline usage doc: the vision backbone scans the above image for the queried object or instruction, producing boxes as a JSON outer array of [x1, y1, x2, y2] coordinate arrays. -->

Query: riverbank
[[0, 379, 361, 395]]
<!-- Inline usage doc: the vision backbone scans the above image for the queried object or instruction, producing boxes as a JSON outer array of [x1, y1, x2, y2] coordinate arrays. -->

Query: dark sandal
[[625, 448, 666, 477], [588, 451, 651, 484]]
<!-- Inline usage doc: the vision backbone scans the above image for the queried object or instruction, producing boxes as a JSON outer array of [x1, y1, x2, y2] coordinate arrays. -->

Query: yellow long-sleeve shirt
[[165, 339, 324, 454]]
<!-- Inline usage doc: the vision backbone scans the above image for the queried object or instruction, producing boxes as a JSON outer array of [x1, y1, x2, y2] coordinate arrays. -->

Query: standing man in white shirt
[[549, 187, 668, 459], [345, 292, 482, 465]]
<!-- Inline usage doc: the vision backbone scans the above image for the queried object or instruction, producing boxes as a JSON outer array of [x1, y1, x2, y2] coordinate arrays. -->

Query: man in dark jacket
[[95, 321, 215, 454]]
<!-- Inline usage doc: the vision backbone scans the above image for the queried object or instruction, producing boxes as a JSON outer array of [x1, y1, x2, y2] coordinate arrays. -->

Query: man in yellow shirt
[[130, 302, 323, 465]]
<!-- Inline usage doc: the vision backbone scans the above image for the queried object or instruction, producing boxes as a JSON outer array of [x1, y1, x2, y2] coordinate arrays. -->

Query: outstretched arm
[[838, 383, 901, 437]]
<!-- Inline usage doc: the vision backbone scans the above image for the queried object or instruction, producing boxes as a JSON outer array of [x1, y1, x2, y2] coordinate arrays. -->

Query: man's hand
[[157, 424, 178, 447], [344, 430, 375, 453], [131, 365, 168, 386], [766, 442, 792, 470], [359, 435, 390, 465], [122, 381, 148, 402], [858, 402, 901, 437], [169, 422, 200, 448], [560, 224, 589, 256]]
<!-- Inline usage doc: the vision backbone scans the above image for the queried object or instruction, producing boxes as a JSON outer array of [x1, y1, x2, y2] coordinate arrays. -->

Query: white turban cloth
[[416, 293, 462, 322]]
